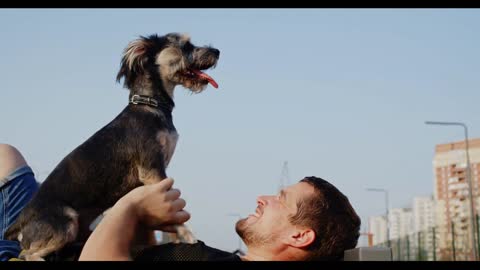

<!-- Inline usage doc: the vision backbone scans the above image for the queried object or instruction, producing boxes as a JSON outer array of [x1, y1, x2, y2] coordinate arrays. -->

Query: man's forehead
[[285, 182, 315, 197]]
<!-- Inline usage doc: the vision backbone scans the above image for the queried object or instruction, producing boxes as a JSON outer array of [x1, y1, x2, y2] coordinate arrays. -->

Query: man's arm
[[79, 198, 138, 260], [79, 178, 190, 261]]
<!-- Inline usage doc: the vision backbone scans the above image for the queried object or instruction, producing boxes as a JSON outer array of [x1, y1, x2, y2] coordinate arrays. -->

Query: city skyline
[[366, 137, 480, 260]]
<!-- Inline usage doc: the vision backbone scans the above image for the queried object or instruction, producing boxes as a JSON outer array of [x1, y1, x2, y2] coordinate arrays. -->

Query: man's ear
[[287, 228, 316, 248]]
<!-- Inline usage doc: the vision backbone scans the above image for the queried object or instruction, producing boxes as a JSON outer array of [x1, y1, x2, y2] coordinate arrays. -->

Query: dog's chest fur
[[137, 129, 178, 185], [156, 130, 179, 167]]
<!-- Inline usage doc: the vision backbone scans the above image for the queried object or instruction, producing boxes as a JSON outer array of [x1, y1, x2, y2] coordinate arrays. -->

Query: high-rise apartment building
[[432, 138, 480, 260]]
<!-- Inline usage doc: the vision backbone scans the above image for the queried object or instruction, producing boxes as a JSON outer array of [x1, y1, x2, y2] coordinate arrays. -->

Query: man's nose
[[257, 195, 275, 204], [257, 196, 264, 204]]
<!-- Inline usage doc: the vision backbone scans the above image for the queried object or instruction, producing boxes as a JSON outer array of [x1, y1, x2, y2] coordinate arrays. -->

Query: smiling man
[[235, 177, 361, 261], [79, 176, 361, 261]]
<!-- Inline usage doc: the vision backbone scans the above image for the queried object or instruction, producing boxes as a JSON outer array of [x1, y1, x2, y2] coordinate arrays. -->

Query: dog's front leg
[[137, 154, 167, 185], [135, 164, 196, 245], [135, 161, 167, 245], [137, 167, 166, 185], [132, 225, 157, 248]]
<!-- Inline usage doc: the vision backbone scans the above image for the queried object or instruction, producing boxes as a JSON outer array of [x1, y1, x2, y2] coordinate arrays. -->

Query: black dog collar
[[129, 94, 158, 108]]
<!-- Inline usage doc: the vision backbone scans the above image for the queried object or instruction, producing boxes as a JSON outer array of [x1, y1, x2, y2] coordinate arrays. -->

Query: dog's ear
[[116, 37, 151, 89]]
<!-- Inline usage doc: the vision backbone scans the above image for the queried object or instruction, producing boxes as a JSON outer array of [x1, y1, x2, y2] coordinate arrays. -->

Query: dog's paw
[[175, 224, 198, 244], [24, 254, 46, 261]]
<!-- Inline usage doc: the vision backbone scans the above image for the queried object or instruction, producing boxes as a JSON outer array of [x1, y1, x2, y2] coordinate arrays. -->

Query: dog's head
[[116, 33, 220, 98]]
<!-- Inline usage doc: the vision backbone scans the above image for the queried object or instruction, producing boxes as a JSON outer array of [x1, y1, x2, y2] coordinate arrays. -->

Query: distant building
[[388, 208, 414, 261], [369, 215, 387, 246], [413, 196, 436, 260], [432, 138, 480, 261], [389, 208, 414, 241]]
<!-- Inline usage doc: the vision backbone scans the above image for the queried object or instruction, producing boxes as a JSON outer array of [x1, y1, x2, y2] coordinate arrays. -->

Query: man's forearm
[[79, 198, 139, 261]]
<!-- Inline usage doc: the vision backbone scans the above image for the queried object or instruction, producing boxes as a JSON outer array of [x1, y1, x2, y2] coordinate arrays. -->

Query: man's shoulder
[[202, 243, 242, 261], [134, 240, 241, 261]]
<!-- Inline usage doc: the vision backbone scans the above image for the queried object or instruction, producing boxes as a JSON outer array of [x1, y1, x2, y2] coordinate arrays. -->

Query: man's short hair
[[289, 176, 361, 261]]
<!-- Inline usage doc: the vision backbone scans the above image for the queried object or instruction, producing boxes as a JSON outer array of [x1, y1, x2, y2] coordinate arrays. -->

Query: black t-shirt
[[133, 240, 242, 261], [42, 240, 241, 261]]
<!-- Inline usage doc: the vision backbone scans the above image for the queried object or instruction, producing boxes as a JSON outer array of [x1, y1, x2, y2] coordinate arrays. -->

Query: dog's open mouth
[[181, 69, 218, 89]]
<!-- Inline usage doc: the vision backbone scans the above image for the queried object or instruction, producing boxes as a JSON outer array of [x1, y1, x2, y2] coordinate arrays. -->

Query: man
[[79, 176, 360, 261]]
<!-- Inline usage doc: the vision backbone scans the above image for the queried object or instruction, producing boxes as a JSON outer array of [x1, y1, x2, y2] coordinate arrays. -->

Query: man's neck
[[241, 245, 297, 261]]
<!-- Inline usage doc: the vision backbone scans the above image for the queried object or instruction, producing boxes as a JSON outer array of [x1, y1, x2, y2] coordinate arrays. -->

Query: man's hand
[[80, 177, 190, 260], [119, 178, 190, 232]]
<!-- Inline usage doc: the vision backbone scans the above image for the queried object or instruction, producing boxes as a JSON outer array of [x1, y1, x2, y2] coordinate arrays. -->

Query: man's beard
[[235, 217, 274, 247]]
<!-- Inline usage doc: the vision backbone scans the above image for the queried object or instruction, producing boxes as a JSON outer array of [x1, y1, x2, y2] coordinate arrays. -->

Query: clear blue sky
[[1, 9, 479, 250]]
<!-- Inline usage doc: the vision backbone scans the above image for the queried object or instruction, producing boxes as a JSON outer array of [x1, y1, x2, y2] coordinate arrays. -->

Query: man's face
[[236, 182, 315, 247]]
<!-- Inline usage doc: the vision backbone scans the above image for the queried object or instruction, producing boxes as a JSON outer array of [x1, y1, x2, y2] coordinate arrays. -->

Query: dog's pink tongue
[[192, 69, 218, 89]]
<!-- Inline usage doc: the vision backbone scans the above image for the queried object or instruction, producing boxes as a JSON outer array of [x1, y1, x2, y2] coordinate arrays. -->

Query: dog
[[5, 33, 220, 261]]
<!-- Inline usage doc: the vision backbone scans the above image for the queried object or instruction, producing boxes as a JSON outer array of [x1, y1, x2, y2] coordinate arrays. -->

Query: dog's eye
[[183, 42, 194, 52]]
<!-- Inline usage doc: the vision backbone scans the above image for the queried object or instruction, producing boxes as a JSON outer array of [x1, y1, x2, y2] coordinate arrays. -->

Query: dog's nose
[[211, 48, 220, 58]]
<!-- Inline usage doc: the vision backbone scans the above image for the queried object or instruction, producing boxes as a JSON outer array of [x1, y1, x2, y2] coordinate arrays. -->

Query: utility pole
[[279, 161, 290, 192], [425, 121, 478, 260]]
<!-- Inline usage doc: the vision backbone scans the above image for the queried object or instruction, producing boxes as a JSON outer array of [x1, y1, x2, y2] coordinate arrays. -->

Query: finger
[[165, 188, 181, 201], [161, 211, 190, 227], [157, 177, 174, 191], [170, 198, 186, 212], [173, 210, 191, 224], [157, 225, 178, 233]]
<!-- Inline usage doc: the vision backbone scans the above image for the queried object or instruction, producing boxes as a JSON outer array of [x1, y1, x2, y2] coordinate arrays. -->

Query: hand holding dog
[[118, 178, 190, 232], [80, 178, 190, 261]]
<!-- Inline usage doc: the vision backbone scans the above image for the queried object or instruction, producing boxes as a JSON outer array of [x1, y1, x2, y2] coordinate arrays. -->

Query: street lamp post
[[366, 188, 390, 247], [425, 121, 478, 261]]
